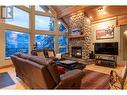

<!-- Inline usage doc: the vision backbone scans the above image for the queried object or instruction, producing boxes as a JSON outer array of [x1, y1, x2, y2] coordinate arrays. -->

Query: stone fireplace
[[68, 12, 92, 60], [69, 37, 91, 60], [71, 46, 82, 58]]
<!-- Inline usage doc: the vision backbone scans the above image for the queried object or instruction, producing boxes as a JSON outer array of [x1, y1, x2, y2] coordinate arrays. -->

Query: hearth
[[71, 46, 82, 58]]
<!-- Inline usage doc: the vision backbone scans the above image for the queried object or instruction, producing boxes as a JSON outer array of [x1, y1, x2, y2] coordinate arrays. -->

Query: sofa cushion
[[15, 52, 22, 57], [57, 66, 65, 74], [28, 55, 49, 65], [15, 52, 30, 59], [21, 54, 30, 59]]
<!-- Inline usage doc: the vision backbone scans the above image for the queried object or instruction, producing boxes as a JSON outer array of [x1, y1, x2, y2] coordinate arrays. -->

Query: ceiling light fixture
[[89, 16, 93, 19], [86, 18, 91, 23], [98, 6, 106, 15]]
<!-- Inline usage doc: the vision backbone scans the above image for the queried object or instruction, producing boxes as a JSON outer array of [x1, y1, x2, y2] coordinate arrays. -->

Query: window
[[35, 34, 54, 50], [59, 21, 67, 32], [35, 15, 54, 31], [58, 36, 68, 46], [5, 30, 29, 57], [5, 7, 29, 28], [59, 48, 67, 53], [58, 36, 68, 53], [35, 5, 45, 12]]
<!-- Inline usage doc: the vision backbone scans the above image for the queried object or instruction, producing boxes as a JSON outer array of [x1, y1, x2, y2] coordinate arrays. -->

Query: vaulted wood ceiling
[[52, 6, 127, 26], [52, 6, 97, 17], [52, 6, 90, 18], [52, 6, 98, 26]]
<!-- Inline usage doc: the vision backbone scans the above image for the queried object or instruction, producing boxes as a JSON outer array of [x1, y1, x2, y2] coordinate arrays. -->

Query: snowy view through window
[[5, 30, 29, 57], [5, 7, 68, 57], [35, 34, 54, 50]]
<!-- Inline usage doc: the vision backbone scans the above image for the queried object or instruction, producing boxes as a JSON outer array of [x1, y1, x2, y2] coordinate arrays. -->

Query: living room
[[0, 5, 127, 91]]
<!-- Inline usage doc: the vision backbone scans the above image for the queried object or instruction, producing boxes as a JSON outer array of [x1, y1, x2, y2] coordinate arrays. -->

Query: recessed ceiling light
[[58, 21, 61, 24], [89, 16, 93, 19]]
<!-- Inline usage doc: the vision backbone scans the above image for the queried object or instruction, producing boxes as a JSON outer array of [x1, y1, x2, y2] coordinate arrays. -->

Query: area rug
[[80, 69, 110, 89], [0, 72, 15, 88]]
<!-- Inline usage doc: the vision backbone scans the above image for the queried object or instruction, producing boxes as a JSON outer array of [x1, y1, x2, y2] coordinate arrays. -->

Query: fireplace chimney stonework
[[69, 12, 92, 60]]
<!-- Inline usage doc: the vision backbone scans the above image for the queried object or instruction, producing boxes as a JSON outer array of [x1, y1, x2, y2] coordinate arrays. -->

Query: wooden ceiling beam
[[57, 6, 99, 18], [60, 18, 69, 28], [47, 6, 57, 17], [57, 6, 87, 18]]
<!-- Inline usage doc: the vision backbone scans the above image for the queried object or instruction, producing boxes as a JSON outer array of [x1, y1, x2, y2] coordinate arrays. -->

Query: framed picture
[[96, 26, 114, 39]]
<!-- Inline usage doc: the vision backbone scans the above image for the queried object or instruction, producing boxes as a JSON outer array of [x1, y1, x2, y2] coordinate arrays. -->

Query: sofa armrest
[[61, 69, 85, 80], [55, 69, 85, 89]]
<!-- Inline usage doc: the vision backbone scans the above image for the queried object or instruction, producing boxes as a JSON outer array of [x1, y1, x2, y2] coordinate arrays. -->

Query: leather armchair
[[110, 63, 127, 89], [55, 69, 84, 89]]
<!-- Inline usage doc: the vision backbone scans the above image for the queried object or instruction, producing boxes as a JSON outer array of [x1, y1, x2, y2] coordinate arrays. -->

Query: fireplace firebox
[[71, 46, 82, 58]]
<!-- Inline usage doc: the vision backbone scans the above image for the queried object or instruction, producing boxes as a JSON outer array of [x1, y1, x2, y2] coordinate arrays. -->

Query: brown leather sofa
[[11, 53, 85, 89]]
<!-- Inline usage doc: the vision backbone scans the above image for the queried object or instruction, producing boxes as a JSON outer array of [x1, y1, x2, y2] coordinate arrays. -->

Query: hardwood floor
[[86, 64, 123, 75], [0, 64, 126, 89], [0, 66, 29, 89]]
